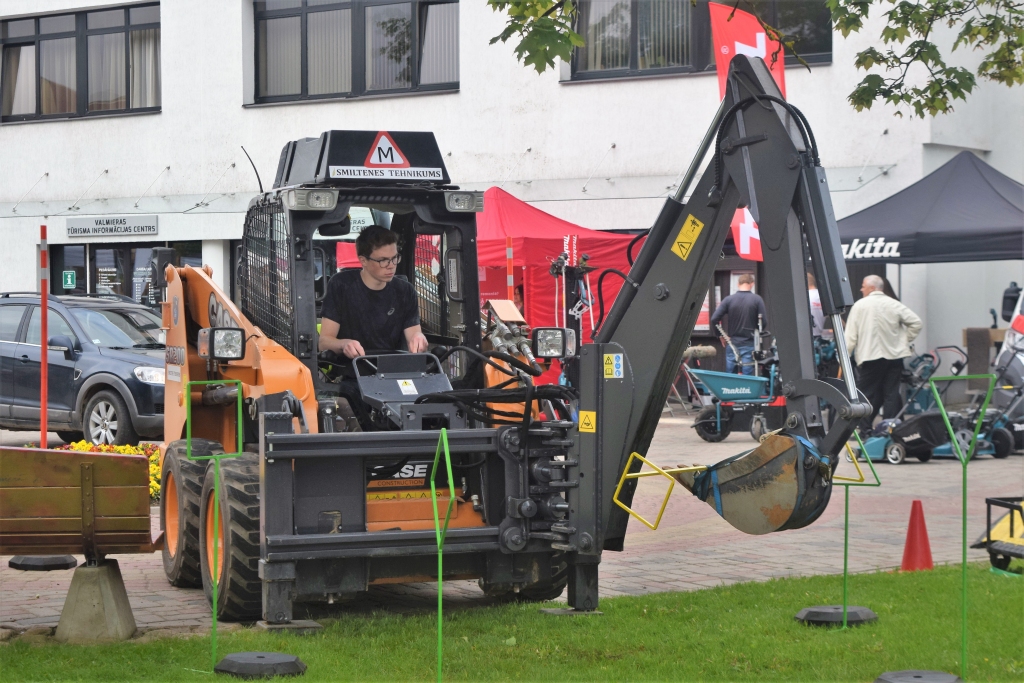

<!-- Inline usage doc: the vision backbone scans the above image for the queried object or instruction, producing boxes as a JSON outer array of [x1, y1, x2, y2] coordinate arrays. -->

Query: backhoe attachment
[[672, 434, 832, 535]]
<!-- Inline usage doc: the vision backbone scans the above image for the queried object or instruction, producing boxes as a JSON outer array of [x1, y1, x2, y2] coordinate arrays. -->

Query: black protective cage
[[240, 200, 295, 350], [238, 186, 482, 390]]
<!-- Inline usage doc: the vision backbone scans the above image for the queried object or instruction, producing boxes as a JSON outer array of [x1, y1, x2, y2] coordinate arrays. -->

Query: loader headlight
[[444, 191, 484, 212], [284, 188, 338, 211], [197, 327, 246, 361], [532, 327, 576, 359]]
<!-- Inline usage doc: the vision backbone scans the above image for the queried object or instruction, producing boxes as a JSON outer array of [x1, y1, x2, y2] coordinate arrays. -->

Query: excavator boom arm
[[574, 56, 871, 554]]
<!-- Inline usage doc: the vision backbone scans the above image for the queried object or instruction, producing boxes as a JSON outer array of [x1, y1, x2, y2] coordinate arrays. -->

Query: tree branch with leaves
[[489, 0, 1024, 117]]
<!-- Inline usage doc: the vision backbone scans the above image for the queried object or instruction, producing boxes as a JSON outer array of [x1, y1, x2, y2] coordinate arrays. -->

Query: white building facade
[[1, 0, 1021, 349]]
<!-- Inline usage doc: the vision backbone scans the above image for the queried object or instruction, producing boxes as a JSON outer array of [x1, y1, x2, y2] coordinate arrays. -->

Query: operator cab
[[237, 130, 554, 434]]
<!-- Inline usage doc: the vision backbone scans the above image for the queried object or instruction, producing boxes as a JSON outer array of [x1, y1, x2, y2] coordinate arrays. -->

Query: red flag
[[730, 208, 763, 261], [709, 2, 786, 99]]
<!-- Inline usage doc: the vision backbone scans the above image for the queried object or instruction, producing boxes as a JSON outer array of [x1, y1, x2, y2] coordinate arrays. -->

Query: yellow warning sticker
[[579, 410, 597, 433], [367, 489, 451, 502], [604, 353, 624, 379], [670, 214, 705, 260]]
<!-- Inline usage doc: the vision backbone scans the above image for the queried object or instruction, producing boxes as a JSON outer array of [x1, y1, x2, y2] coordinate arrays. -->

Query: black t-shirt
[[320, 270, 420, 352], [709, 290, 767, 343]]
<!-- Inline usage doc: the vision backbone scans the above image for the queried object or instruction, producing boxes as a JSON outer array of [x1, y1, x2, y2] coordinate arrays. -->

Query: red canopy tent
[[476, 187, 639, 343], [334, 187, 647, 343]]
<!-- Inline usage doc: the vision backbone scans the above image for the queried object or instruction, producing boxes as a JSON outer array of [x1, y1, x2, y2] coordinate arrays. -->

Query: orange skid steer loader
[[157, 57, 870, 625]]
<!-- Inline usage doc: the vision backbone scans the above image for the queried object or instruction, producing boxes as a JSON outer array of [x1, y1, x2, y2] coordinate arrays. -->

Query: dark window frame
[[569, 0, 831, 83], [0, 3, 161, 123], [253, 0, 458, 104]]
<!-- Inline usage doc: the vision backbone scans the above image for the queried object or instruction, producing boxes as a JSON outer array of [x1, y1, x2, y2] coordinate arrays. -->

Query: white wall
[[1, 1, 1021, 350]]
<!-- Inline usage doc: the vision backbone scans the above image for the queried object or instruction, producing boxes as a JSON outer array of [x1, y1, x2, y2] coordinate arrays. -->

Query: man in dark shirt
[[709, 273, 767, 375], [319, 225, 427, 358]]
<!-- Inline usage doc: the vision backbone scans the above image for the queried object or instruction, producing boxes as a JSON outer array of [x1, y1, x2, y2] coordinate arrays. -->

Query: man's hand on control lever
[[340, 339, 366, 359], [405, 326, 429, 354], [409, 333, 428, 354]]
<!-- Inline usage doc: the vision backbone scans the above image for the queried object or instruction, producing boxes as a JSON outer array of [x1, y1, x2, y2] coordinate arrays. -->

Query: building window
[[0, 4, 160, 122], [571, 0, 830, 81], [254, 0, 458, 103]]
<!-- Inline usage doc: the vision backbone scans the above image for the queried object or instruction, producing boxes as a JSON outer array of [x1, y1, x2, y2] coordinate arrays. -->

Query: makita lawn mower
[[931, 376, 1024, 461], [854, 346, 967, 464]]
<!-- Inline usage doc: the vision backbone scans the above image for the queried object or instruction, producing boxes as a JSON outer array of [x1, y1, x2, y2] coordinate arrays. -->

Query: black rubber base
[[795, 605, 878, 626], [874, 670, 962, 683], [8, 555, 78, 571], [538, 608, 603, 616], [214, 652, 306, 679]]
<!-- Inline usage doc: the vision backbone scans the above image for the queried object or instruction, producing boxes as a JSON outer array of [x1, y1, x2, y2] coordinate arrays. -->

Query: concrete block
[[54, 560, 137, 644]]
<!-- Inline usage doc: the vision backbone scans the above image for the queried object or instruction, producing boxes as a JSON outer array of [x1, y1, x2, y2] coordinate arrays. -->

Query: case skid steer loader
[[157, 56, 870, 624]]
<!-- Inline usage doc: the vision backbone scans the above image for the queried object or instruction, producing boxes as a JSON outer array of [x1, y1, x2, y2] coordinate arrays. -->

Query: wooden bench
[[1, 446, 164, 642], [0, 446, 160, 561]]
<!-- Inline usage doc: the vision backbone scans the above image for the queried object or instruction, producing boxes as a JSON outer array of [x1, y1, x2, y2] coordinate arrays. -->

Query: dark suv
[[0, 293, 165, 445]]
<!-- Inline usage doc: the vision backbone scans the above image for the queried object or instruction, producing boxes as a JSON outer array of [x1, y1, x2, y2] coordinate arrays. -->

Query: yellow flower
[[55, 440, 161, 501]]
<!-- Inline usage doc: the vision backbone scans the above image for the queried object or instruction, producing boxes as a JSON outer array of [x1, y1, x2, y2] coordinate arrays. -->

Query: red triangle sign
[[364, 132, 410, 168]]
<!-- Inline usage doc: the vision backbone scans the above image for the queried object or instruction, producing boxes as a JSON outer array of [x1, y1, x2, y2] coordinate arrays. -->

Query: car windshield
[[70, 307, 165, 349]]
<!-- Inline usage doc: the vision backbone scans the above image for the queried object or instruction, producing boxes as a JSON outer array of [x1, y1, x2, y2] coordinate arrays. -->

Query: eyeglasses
[[366, 254, 402, 267]]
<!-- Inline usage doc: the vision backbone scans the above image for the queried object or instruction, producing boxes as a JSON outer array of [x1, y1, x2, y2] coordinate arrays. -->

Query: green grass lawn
[[2, 563, 1021, 682]]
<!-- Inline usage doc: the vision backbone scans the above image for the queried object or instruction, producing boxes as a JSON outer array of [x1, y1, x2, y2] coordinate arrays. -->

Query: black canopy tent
[[837, 151, 1024, 264]]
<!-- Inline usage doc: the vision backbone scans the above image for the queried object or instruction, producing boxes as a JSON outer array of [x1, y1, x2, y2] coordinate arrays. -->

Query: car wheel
[[56, 430, 83, 444], [884, 442, 906, 465], [84, 390, 139, 446]]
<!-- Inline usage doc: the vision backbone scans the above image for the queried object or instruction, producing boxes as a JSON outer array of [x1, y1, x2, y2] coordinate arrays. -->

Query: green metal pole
[[928, 374, 995, 682], [184, 379, 244, 672], [842, 484, 850, 630], [961, 459, 967, 681], [211, 456, 220, 671], [212, 456, 220, 672], [437, 539, 442, 683], [430, 429, 455, 683]]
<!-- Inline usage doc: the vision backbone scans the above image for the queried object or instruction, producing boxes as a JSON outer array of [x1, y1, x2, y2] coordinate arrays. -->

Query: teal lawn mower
[[853, 346, 967, 464]]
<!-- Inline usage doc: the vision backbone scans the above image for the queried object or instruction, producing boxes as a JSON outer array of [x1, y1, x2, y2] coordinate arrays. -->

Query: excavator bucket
[[673, 434, 832, 535]]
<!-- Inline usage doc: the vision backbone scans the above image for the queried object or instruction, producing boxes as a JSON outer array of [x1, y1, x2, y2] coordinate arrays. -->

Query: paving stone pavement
[[2, 417, 1021, 630]]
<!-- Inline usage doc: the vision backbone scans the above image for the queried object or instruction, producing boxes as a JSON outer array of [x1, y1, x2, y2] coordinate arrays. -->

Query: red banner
[[709, 2, 786, 99], [730, 208, 763, 261]]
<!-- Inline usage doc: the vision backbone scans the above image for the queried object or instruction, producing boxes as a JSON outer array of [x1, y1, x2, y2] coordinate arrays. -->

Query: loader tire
[[161, 439, 220, 588], [200, 453, 262, 621], [518, 552, 568, 602], [694, 406, 731, 443], [479, 552, 568, 603]]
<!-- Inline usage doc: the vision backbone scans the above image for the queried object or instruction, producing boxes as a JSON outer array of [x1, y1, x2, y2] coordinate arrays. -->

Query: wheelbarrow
[[687, 364, 785, 442]]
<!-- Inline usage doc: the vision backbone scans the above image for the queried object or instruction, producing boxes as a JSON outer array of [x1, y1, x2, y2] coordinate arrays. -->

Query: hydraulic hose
[[593, 269, 635, 335], [435, 345, 541, 377], [712, 94, 818, 200], [626, 230, 649, 266]]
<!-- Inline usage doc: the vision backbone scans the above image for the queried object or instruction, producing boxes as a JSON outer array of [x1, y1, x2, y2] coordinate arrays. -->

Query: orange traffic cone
[[901, 499, 934, 571]]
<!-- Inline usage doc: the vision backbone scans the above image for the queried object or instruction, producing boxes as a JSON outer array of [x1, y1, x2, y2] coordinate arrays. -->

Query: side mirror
[[1001, 282, 1021, 322], [197, 327, 246, 361], [532, 327, 577, 359], [317, 214, 351, 237], [48, 335, 78, 361]]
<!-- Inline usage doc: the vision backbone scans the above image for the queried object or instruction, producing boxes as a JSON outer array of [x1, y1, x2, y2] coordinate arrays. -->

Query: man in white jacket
[[845, 274, 923, 430]]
